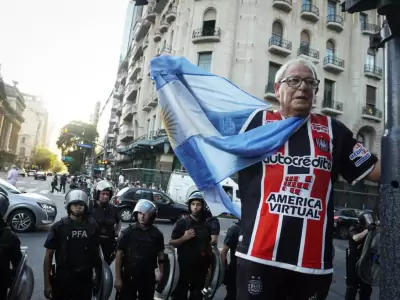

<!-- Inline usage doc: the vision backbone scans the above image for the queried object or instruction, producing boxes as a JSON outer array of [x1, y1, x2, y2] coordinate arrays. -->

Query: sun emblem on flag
[[160, 106, 179, 147]]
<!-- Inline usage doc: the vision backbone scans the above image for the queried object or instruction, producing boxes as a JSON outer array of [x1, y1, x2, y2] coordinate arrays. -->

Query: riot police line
[[1, 181, 226, 300]]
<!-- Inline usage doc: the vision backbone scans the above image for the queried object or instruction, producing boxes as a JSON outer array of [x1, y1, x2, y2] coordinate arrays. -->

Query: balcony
[[272, 0, 292, 12], [160, 44, 172, 54], [297, 46, 319, 63], [113, 125, 119, 133], [154, 29, 162, 42], [111, 99, 120, 112], [323, 56, 345, 73], [362, 106, 382, 122], [142, 94, 158, 111], [120, 127, 134, 143], [326, 14, 344, 32], [364, 64, 383, 80], [166, 6, 177, 23], [361, 23, 380, 35], [122, 103, 134, 121], [264, 83, 277, 101], [300, 4, 320, 23], [268, 35, 292, 57], [145, 3, 156, 23], [192, 27, 221, 44], [124, 82, 138, 102], [159, 20, 170, 33], [116, 107, 122, 117], [154, 0, 168, 13], [321, 100, 343, 115], [134, 19, 151, 42], [109, 116, 118, 125], [107, 132, 115, 139]]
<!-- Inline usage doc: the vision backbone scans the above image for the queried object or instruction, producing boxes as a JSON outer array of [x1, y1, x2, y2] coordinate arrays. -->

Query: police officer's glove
[[367, 223, 377, 231]]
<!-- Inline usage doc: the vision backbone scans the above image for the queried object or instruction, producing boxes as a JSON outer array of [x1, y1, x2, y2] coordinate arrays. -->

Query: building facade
[[0, 82, 25, 170], [106, 0, 383, 207], [90, 101, 101, 125], [17, 94, 48, 168]]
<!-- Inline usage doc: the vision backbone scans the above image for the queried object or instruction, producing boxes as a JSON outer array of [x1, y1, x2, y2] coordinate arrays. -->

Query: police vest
[[181, 216, 212, 261], [123, 224, 160, 271], [92, 204, 117, 237], [56, 217, 98, 271]]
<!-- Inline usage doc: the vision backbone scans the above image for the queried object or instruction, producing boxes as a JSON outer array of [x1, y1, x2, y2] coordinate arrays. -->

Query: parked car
[[34, 171, 47, 180], [0, 179, 57, 233], [333, 208, 362, 239], [18, 168, 27, 177], [47, 172, 53, 176], [27, 170, 35, 177], [111, 187, 189, 223]]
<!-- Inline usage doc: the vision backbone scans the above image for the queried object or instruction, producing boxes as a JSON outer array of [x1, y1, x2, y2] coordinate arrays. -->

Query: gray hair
[[274, 58, 318, 83]]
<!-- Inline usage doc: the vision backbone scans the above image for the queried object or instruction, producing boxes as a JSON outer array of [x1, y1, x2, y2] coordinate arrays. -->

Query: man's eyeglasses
[[280, 76, 320, 89]]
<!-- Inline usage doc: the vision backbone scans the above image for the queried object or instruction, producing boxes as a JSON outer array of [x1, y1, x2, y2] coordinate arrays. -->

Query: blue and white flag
[[150, 56, 305, 218]]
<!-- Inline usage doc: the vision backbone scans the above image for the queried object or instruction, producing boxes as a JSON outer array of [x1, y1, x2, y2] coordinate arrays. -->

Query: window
[[356, 133, 365, 146], [366, 48, 375, 66], [146, 118, 151, 135], [326, 40, 335, 57], [300, 30, 310, 47], [198, 52, 212, 72], [366, 85, 376, 106], [21, 137, 26, 143], [272, 21, 283, 38], [267, 62, 281, 93], [324, 79, 335, 103], [202, 9, 216, 36], [153, 192, 170, 204], [360, 13, 367, 27], [19, 147, 25, 156], [327, 1, 336, 15], [134, 190, 152, 201]]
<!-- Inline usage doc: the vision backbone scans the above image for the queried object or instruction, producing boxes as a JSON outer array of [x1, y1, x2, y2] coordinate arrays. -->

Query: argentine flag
[[150, 56, 305, 218]]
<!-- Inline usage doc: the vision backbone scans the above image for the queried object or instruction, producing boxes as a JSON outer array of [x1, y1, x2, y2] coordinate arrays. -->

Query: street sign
[[76, 143, 93, 149], [61, 156, 74, 162]]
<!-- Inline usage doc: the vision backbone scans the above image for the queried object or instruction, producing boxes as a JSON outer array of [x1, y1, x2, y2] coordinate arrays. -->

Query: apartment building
[[17, 94, 48, 167], [109, 0, 383, 205], [0, 82, 25, 170]]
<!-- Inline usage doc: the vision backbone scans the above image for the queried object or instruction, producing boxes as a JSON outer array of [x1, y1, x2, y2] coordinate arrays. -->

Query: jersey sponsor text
[[266, 192, 322, 220], [311, 123, 329, 134], [264, 153, 332, 171]]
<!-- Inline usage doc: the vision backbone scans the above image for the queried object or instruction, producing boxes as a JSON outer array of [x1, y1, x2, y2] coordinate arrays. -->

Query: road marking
[[26, 188, 37, 193], [39, 190, 50, 194]]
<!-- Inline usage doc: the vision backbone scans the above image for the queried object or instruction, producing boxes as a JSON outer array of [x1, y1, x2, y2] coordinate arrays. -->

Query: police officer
[[114, 199, 165, 300], [220, 220, 240, 300], [0, 192, 23, 299], [91, 179, 121, 265], [345, 211, 375, 300], [170, 192, 212, 300], [204, 204, 220, 246], [43, 189, 101, 300]]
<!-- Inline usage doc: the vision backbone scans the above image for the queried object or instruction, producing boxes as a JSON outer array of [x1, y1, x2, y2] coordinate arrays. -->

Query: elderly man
[[236, 58, 380, 300], [7, 165, 19, 186]]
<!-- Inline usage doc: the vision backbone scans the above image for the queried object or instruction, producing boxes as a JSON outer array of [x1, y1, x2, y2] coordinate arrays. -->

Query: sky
[[0, 0, 128, 149]]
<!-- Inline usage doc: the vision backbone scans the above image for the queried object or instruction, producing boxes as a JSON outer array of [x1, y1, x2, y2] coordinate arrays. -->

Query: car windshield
[[37, 172, 45, 175], [0, 178, 21, 194]]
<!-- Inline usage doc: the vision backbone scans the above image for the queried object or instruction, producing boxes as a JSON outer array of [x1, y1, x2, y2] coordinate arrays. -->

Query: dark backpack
[[356, 228, 380, 286]]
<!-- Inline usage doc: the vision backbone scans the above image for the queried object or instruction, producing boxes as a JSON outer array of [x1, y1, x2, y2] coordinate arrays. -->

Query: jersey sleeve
[[335, 120, 378, 185], [171, 219, 186, 240], [44, 223, 59, 249], [223, 225, 239, 249]]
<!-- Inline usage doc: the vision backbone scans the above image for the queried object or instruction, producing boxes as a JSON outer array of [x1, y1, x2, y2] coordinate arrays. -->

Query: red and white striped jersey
[[236, 111, 377, 275]]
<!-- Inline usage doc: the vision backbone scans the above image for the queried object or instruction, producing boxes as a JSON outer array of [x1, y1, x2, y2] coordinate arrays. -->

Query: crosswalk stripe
[[26, 188, 37, 193]]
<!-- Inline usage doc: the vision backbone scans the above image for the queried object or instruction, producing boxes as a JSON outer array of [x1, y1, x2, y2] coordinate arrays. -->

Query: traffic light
[[104, 160, 109, 165], [98, 159, 102, 164]]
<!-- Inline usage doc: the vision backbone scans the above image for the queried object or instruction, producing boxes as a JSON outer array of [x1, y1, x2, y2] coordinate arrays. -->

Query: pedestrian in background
[[7, 165, 18, 186], [51, 175, 60, 193], [60, 174, 67, 194]]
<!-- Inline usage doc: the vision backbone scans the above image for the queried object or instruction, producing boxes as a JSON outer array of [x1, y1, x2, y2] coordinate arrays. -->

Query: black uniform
[[345, 225, 372, 300], [44, 216, 101, 300], [0, 220, 22, 299], [172, 216, 212, 300], [223, 222, 240, 300], [117, 222, 164, 300], [91, 202, 120, 264]]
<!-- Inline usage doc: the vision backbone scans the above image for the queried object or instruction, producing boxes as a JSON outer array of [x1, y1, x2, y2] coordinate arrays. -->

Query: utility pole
[[342, 0, 400, 298]]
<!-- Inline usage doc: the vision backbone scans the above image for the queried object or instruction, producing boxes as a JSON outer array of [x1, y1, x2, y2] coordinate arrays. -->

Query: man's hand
[[44, 283, 53, 299], [114, 278, 123, 291], [156, 271, 163, 282], [367, 223, 377, 231], [183, 229, 195, 240]]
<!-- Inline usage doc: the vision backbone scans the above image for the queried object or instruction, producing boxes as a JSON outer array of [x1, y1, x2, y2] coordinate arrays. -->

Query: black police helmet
[[187, 192, 207, 214], [0, 192, 10, 217], [65, 190, 89, 214], [95, 180, 114, 200]]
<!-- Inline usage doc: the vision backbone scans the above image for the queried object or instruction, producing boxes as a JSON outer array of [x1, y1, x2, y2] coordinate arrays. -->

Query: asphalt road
[[10, 175, 378, 300]]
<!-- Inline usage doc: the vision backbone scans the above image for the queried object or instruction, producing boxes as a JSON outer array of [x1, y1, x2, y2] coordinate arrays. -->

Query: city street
[[10, 176, 378, 300]]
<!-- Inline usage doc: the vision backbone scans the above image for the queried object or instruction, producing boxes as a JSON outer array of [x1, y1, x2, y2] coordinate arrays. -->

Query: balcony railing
[[134, 129, 167, 142], [362, 106, 382, 118], [361, 22, 380, 33], [327, 14, 344, 25], [324, 56, 345, 68], [268, 35, 292, 50], [297, 46, 319, 60], [192, 27, 221, 39], [364, 64, 383, 77], [301, 4, 319, 16], [322, 99, 343, 111]]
